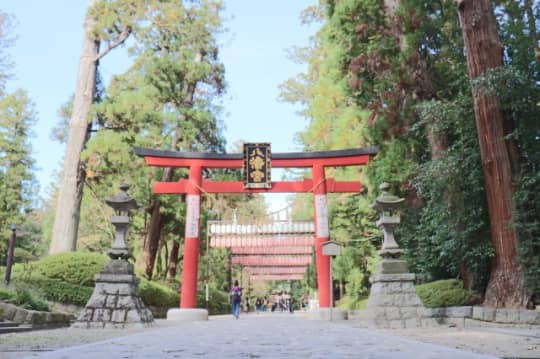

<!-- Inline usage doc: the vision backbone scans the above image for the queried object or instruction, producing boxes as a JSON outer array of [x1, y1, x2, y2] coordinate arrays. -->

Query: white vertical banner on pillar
[[314, 194, 329, 238], [185, 194, 200, 238]]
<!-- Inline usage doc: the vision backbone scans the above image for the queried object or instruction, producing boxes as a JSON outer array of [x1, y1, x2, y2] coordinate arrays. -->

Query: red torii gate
[[135, 146, 377, 310]]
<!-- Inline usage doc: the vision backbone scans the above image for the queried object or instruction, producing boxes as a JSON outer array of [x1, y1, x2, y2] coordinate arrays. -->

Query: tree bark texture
[[167, 240, 180, 279], [457, 0, 530, 308], [143, 198, 162, 279], [49, 0, 99, 254]]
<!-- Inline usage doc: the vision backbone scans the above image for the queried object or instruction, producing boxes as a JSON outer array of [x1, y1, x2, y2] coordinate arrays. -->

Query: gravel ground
[[0, 324, 151, 358], [372, 325, 540, 359], [0, 316, 538, 358]]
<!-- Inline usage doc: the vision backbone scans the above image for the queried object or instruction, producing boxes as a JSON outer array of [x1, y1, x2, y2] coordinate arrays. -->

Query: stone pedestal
[[307, 307, 348, 321], [73, 260, 154, 328], [365, 259, 426, 328], [167, 308, 208, 321]]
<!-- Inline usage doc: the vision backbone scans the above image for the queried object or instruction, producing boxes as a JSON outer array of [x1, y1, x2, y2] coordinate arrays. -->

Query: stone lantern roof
[[105, 183, 139, 214]]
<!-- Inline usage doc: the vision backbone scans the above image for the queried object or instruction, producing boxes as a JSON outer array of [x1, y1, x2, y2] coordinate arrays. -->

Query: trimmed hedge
[[25, 275, 94, 306], [28, 252, 108, 287], [139, 279, 179, 308], [9, 252, 180, 309], [416, 279, 479, 308]]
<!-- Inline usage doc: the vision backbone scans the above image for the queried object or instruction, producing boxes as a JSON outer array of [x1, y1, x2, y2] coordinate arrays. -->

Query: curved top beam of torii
[[134, 146, 378, 194], [134, 146, 379, 168]]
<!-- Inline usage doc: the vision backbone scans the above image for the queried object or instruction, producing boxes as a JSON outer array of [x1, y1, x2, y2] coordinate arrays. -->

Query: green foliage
[[23, 275, 93, 306], [8, 252, 105, 306], [70, 1, 229, 276], [0, 284, 49, 311], [345, 267, 371, 301], [197, 282, 230, 315], [399, 96, 493, 287], [337, 295, 367, 310], [8, 252, 183, 309], [29, 252, 108, 286], [139, 279, 179, 308], [281, 0, 500, 299], [0, 285, 15, 301], [0, 89, 38, 259], [515, 172, 540, 298], [416, 279, 479, 308], [13, 285, 48, 311]]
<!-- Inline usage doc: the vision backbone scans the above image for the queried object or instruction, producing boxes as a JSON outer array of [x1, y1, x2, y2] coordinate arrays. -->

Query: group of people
[[230, 280, 307, 318]]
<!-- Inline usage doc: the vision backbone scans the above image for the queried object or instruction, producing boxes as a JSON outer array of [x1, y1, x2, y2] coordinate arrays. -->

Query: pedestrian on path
[[230, 280, 242, 319]]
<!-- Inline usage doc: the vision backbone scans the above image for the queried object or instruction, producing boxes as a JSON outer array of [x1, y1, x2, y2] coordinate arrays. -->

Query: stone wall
[[425, 306, 540, 327], [0, 302, 73, 328], [349, 306, 540, 328]]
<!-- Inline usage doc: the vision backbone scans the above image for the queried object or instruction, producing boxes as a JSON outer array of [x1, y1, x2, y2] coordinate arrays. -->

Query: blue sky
[[3, 1, 319, 212]]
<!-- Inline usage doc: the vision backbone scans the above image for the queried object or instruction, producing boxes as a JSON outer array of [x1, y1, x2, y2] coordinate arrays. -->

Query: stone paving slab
[[14, 313, 497, 359]]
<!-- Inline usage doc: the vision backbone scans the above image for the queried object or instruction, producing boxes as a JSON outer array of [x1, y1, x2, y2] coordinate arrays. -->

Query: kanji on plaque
[[185, 195, 200, 237], [243, 143, 271, 189]]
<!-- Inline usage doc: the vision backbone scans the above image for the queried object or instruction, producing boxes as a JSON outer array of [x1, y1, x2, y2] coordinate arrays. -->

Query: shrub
[[9, 252, 182, 310], [337, 296, 368, 310], [416, 279, 479, 308], [0, 286, 16, 301], [29, 252, 108, 286], [25, 274, 93, 306], [197, 283, 230, 315], [0, 285, 50, 311], [139, 279, 179, 308]]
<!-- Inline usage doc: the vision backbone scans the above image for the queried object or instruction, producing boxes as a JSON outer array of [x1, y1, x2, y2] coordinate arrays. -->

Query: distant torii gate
[[209, 220, 315, 283], [135, 146, 377, 310]]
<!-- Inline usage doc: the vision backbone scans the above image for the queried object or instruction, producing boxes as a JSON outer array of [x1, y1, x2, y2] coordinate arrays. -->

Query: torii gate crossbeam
[[135, 146, 377, 310]]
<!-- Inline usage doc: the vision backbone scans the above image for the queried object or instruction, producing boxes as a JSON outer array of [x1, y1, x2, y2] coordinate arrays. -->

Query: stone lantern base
[[363, 258, 427, 329], [73, 260, 154, 329]]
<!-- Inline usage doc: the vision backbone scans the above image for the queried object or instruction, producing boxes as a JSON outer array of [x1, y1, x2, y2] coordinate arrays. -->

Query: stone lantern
[[74, 183, 153, 328], [105, 182, 138, 260], [364, 182, 426, 328], [370, 182, 405, 260]]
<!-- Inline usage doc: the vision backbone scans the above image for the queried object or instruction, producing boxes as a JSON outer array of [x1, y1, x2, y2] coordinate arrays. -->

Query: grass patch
[[0, 284, 49, 311], [337, 296, 368, 310]]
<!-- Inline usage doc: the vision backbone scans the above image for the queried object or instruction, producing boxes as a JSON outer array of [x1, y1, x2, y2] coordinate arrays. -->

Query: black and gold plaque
[[243, 143, 271, 189]]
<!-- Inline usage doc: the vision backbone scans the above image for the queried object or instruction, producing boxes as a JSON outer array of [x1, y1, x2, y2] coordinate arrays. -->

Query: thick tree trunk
[[456, 0, 530, 308], [49, 0, 99, 254]]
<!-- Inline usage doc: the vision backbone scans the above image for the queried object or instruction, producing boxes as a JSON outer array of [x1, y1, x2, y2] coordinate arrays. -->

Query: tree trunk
[[143, 198, 162, 279], [167, 239, 180, 279], [49, 0, 99, 254], [456, 0, 530, 308]]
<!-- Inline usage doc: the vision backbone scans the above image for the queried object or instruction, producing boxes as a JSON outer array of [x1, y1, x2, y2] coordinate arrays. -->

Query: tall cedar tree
[[456, 0, 530, 308], [50, 0, 134, 253]]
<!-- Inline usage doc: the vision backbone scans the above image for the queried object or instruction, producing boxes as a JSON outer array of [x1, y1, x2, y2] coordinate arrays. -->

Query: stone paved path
[[15, 313, 498, 359]]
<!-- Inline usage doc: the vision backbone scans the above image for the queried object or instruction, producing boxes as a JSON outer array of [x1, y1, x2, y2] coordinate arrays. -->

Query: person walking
[[230, 280, 242, 319]]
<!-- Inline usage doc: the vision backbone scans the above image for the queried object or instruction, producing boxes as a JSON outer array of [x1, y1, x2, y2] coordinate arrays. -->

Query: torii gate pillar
[[181, 165, 202, 308], [313, 164, 330, 307]]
